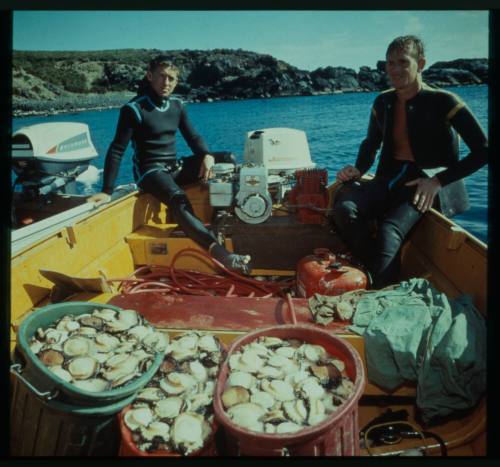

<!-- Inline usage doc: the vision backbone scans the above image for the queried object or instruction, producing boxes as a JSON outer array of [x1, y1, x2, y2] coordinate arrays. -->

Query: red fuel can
[[296, 248, 367, 298]]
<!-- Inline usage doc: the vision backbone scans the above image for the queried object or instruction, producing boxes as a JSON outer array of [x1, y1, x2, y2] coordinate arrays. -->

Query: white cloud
[[403, 14, 424, 35]]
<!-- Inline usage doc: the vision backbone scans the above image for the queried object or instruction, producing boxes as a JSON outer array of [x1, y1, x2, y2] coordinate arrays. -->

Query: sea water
[[12, 85, 488, 243]]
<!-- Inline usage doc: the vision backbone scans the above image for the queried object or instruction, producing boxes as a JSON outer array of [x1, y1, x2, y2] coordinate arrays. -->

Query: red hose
[[108, 248, 296, 299]]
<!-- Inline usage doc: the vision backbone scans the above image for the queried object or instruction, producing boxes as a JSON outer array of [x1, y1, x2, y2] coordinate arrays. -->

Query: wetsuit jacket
[[355, 83, 488, 216], [102, 85, 209, 194]]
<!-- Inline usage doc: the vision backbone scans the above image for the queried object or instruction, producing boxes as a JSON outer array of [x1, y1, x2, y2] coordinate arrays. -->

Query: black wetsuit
[[101, 84, 232, 249], [332, 84, 488, 288]]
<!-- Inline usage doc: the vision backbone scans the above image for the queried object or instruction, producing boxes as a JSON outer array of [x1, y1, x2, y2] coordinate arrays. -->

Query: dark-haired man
[[332, 36, 488, 288], [88, 56, 251, 273]]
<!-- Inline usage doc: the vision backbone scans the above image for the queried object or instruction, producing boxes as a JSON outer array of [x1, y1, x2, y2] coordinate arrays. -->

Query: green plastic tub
[[16, 301, 164, 406]]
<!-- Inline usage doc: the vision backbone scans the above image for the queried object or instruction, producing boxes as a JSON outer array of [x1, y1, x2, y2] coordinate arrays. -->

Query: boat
[[10, 124, 487, 457]]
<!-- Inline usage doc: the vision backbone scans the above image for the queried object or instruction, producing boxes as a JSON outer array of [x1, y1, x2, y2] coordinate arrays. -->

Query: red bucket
[[118, 405, 218, 457], [213, 324, 365, 456]]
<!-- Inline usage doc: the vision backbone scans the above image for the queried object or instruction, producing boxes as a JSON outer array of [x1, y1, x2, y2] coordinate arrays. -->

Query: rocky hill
[[12, 49, 488, 116]]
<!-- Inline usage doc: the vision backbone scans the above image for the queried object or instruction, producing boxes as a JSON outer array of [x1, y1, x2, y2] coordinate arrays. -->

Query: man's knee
[[378, 219, 406, 247], [168, 191, 194, 216], [332, 200, 359, 227]]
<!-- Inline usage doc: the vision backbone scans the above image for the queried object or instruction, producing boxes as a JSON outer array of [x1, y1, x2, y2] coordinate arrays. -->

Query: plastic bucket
[[213, 324, 365, 456], [10, 352, 137, 456], [16, 301, 164, 406], [118, 405, 219, 456]]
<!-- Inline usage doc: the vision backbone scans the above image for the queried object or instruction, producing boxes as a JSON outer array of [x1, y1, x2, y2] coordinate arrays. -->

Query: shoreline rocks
[[12, 49, 488, 118]]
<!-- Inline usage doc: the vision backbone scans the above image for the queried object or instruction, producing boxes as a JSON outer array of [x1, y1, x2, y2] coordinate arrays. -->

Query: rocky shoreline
[[13, 49, 488, 118]]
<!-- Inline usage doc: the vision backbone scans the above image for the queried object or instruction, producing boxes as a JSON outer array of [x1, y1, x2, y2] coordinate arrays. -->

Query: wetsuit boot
[[209, 243, 252, 275]]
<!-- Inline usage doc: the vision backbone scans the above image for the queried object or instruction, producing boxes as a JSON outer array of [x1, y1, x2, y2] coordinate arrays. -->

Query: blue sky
[[13, 11, 488, 71]]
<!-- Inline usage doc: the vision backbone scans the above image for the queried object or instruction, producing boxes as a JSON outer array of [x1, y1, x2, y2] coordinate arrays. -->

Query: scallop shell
[[302, 344, 327, 363], [276, 421, 302, 433], [187, 392, 213, 414], [67, 356, 99, 380], [72, 378, 109, 392], [136, 387, 165, 402], [140, 421, 170, 442], [91, 308, 117, 322], [283, 399, 308, 425], [76, 326, 98, 337], [155, 397, 185, 420], [29, 339, 44, 355], [227, 403, 266, 432], [63, 336, 95, 357], [249, 390, 275, 410], [261, 379, 295, 401], [221, 386, 250, 409], [56, 317, 80, 333], [260, 409, 287, 424], [226, 371, 255, 389], [39, 349, 65, 367], [49, 365, 72, 382], [94, 333, 120, 353], [198, 334, 220, 353], [79, 315, 105, 330], [332, 377, 355, 400], [307, 398, 327, 425], [275, 346, 296, 359], [127, 325, 153, 342], [143, 331, 169, 353], [259, 336, 286, 349], [124, 407, 154, 431], [171, 412, 211, 455], [189, 360, 208, 383], [45, 329, 68, 345], [299, 377, 326, 400], [159, 372, 197, 395]]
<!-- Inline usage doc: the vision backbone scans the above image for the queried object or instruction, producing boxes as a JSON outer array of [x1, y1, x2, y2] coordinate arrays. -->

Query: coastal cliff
[[13, 49, 488, 116]]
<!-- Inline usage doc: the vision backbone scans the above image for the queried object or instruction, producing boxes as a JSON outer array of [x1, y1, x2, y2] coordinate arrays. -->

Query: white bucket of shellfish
[[14, 302, 168, 406], [213, 324, 366, 456]]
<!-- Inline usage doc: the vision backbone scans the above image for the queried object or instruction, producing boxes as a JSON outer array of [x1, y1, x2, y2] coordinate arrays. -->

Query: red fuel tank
[[296, 248, 368, 298]]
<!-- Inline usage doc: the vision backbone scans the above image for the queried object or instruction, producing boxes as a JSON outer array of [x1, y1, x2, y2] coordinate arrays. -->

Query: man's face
[[385, 46, 425, 91], [147, 65, 179, 97]]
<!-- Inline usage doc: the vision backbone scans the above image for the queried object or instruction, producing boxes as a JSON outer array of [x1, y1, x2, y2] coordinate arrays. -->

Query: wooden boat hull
[[10, 183, 487, 456]]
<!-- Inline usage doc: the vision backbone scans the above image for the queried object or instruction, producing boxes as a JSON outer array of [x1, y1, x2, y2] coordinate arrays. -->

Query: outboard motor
[[12, 122, 98, 200], [209, 128, 317, 224]]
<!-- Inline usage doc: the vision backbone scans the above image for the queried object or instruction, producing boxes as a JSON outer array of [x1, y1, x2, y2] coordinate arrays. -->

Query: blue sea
[[13, 85, 489, 243]]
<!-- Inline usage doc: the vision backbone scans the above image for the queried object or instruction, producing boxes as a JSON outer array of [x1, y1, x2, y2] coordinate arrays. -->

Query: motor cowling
[[296, 248, 368, 298]]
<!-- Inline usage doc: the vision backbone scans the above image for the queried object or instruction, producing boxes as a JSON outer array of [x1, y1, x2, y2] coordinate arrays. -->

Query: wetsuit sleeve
[[178, 104, 210, 156], [434, 103, 488, 187], [355, 105, 383, 176], [101, 106, 136, 195]]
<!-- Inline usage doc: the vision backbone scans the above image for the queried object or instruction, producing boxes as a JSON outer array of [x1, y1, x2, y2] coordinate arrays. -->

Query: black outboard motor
[[12, 122, 98, 200]]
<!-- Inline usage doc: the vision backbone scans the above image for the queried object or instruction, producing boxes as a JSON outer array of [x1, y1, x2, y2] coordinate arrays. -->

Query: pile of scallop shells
[[220, 336, 355, 434], [29, 308, 168, 392], [123, 331, 224, 455]]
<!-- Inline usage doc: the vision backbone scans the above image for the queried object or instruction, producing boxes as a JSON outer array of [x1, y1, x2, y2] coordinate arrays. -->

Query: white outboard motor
[[234, 164, 273, 224], [243, 127, 316, 175], [208, 128, 317, 224], [12, 122, 98, 199]]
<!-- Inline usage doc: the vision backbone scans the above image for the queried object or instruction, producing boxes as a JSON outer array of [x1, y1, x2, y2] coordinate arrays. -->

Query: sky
[[13, 11, 489, 71]]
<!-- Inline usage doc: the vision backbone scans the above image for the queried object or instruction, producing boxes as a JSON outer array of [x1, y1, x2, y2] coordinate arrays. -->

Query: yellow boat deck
[[10, 184, 488, 456]]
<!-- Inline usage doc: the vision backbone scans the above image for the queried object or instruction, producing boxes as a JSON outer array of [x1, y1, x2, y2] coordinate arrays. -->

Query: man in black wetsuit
[[88, 55, 251, 273], [332, 36, 488, 288]]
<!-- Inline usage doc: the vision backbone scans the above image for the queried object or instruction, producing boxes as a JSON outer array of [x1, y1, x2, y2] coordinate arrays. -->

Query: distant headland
[[13, 49, 488, 117]]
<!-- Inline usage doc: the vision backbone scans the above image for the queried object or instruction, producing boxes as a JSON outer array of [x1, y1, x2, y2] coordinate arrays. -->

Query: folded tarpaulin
[[348, 278, 486, 424]]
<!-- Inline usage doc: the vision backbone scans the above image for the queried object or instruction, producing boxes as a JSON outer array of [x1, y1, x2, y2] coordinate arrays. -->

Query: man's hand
[[405, 176, 442, 213], [87, 192, 111, 206], [199, 154, 215, 182], [336, 165, 361, 183]]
